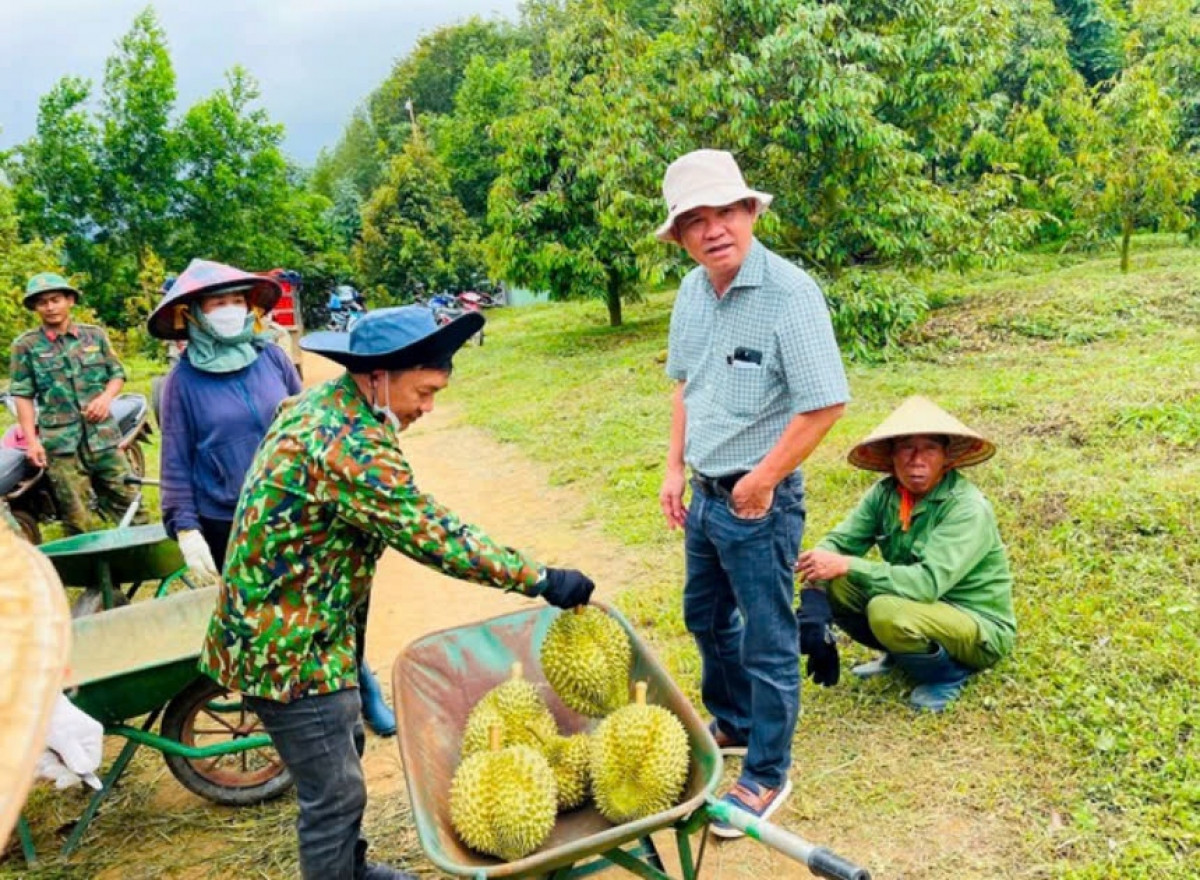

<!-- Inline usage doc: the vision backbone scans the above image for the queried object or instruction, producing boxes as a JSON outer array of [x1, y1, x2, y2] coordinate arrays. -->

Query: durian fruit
[[542, 733, 592, 810], [450, 726, 558, 861], [461, 662, 558, 757], [590, 681, 690, 824], [541, 606, 632, 717]]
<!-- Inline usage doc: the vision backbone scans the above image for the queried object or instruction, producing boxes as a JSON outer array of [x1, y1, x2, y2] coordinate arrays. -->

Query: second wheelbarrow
[[392, 602, 871, 880], [18, 587, 293, 861]]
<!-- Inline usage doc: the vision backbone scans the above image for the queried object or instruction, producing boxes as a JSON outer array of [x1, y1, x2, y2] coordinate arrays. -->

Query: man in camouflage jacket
[[200, 306, 596, 880], [8, 273, 142, 534]]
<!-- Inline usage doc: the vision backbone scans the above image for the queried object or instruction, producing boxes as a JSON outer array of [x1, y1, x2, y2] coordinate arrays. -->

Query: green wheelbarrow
[[16, 587, 293, 862], [392, 603, 871, 880], [38, 523, 192, 615]]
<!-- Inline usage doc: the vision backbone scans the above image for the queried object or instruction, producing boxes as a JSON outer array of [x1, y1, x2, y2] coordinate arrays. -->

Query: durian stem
[[573, 606, 585, 615], [510, 661, 523, 680], [633, 681, 648, 706], [489, 724, 502, 752]]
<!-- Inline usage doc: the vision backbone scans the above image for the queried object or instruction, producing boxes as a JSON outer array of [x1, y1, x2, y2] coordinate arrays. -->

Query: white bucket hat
[[655, 149, 773, 242]]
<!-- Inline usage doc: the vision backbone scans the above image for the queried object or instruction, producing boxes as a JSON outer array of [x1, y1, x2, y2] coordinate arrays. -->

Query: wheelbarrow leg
[[17, 815, 37, 864], [98, 559, 115, 610], [62, 710, 159, 856], [598, 844, 672, 880], [639, 835, 665, 872]]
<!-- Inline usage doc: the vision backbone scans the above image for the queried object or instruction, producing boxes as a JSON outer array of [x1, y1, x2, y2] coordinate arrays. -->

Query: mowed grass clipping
[[445, 240, 1199, 879]]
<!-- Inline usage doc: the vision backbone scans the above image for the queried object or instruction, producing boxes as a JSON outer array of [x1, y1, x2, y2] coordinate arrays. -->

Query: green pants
[[45, 446, 146, 535], [827, 577, 996, 670]]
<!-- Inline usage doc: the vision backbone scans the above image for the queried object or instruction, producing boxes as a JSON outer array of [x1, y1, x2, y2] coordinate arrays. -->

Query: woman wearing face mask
[[149, 260, 400, 737], [149, 259, 302, 578]]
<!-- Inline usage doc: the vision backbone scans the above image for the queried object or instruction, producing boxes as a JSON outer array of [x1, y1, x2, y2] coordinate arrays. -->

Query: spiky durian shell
[[449, 744, 558, 861], [541, 607, 632, 717], [590, 701, 689, 823], [544, 733, 591, 810], [461, 676, 558, 757]]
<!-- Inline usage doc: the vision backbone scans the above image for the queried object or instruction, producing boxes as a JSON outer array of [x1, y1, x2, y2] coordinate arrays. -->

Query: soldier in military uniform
[[8, 273, 144, 534], [200, 306, 597, 880]]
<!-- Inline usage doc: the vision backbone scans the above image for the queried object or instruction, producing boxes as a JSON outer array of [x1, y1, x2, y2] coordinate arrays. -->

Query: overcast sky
[[0, 0, 522, 166]]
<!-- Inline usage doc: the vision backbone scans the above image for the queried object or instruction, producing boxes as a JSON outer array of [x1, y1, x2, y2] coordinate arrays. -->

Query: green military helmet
[[24, 272, 82, 310]]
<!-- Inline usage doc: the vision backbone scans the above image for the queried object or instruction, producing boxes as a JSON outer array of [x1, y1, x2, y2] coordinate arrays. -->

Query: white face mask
[[206, 304, 249, 339], [372, 374, 402, 433]]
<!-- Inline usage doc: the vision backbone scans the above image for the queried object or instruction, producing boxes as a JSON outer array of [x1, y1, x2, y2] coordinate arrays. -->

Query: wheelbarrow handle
[[703, 796, 872, 880]]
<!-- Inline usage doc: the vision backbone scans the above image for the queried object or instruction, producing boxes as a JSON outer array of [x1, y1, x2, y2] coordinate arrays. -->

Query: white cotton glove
[[178, 529, 220, 587], [35, 695, 104, 791]]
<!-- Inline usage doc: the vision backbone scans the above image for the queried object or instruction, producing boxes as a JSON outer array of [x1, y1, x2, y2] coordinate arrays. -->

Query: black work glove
[[539, 568, 595, 609], [798, 587, 840, 687]]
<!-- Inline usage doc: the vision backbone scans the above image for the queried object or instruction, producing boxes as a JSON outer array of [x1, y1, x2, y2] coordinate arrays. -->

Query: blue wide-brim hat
[[300, 305, 484, 372]]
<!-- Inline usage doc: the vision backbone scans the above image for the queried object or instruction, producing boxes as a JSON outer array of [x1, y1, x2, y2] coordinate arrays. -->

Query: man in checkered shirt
[[657, 149, 849, 835]]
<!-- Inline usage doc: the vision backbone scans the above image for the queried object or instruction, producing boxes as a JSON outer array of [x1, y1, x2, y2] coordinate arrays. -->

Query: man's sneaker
[[707, 720, 748, 757], [710, 778, 794, 839], [850, 653, 896, 679]]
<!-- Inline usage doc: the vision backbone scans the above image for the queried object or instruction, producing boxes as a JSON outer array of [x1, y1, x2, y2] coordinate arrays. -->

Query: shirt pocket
[[77, 347, 112, 388], [722, 363, 771, 417]]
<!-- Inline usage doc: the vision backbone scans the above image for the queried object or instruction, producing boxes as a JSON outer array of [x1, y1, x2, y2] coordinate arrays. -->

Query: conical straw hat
[[0, 523, 71, 850], [848, 395, 995, 473]]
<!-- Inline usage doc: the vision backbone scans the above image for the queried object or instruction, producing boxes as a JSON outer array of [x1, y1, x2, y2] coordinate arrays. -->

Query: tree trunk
[[605, 274, 623, 327], [1120, 218, 1133, 273]]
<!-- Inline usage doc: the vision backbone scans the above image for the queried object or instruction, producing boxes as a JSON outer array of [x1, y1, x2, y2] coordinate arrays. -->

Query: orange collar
[[898, 486, 916, 532]]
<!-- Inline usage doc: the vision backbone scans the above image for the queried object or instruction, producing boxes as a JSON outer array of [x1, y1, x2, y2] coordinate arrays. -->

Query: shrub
[[823, 269, 929, 362]]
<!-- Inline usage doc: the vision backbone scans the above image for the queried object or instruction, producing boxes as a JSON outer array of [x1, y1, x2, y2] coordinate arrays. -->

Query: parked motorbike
[[431, 301, 485, 346], [325, 301, 366, 332], [0, 391, 154, 544]]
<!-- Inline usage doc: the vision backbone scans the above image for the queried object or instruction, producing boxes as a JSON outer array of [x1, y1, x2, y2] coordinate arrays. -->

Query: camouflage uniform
[[200, 373, 544, 702], [8, 323, 144, 534]]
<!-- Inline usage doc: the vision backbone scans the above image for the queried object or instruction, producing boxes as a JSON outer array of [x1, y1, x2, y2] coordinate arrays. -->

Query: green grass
[[439, 240, 1199, 878]]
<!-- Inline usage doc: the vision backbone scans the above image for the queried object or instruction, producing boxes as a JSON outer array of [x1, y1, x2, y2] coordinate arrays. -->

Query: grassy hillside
[[445, 240, 1199, 878], [3, 242, 1195, 878]]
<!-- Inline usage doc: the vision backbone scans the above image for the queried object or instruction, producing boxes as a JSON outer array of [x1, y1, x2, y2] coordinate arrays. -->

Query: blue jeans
[[246, 689, 374, 880], [683, 474, 806, 789]]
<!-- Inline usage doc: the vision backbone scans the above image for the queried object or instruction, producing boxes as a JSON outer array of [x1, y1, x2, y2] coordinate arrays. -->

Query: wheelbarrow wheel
[[161, 676, 293, 806], [124, 442, 146, 479]]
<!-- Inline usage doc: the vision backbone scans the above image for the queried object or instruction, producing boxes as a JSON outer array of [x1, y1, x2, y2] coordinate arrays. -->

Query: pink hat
[[655, 149, 773, 242]]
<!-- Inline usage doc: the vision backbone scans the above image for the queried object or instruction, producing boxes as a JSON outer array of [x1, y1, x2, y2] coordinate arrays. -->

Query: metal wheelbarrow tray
[[393, 603, 872, 880], [40, 523, 188, 611], [392, 602, 720, 879]]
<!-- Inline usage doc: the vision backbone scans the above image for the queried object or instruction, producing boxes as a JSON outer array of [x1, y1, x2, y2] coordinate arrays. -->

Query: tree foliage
[[356, 137, 485, 302], [4, 8, 347, 328], [1053, 0, 1127, 85], [487, 0, 685, 326], [0, 184, 64, 355], [1077, 62, 1199, 269], [174, 67, 295, 267]]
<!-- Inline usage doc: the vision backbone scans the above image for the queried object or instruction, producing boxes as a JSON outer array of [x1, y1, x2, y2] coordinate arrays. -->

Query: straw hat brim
[[0, 526, 71, 849], [848, 396, 996, 472], [148, 277, 282, 341]]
